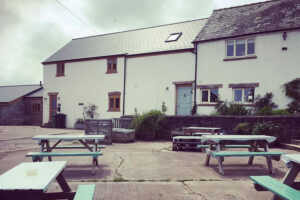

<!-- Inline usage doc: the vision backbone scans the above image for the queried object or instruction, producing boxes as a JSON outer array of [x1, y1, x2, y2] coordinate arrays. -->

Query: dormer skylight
[[165, 32, 182, 42]]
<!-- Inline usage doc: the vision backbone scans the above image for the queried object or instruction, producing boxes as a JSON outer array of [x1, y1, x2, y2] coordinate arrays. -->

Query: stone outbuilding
[[0, 84, 43, 125]]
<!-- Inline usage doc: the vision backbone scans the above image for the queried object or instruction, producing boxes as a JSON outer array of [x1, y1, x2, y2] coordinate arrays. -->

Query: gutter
[[122, 54, 128, 116], [193, 43, 198, 108]]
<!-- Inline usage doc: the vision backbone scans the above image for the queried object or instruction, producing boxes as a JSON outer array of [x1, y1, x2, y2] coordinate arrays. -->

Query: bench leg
[[266, 156, 274, 174], [45, 141, 52, 161], [217, 157, 224, 175], [205, 154, 211, 165]]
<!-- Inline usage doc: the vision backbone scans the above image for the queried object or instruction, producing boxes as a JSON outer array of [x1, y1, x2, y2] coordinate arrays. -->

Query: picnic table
[[0, 161, 75, 200], [26, 134, 105, 171], [183, 127, 221, 135], [202, 135, 284, 175], [250, 154, 300, 200], [172, 133, 212, 151]]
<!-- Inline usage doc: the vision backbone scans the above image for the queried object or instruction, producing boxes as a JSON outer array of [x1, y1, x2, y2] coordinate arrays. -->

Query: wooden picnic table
[[0, 161, 75, 200], [183, 127, 221, 135], [31, 134, 105, 165], [202, 135, 283, 175]]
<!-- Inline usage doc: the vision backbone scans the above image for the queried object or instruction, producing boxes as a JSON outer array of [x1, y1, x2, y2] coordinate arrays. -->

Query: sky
[[0, 0, 268, 86]]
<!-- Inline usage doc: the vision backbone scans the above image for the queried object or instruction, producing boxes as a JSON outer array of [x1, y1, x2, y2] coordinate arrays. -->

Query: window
[[108, 92, 121, 111], [165, 32, 182, 42], [56, 63, 65, 76], [201, 89, 219, 103], [107, 57, 117, 73], [32, 103, 40, 113], [226, 38, 255, 58], [233, 88, 255, 103]]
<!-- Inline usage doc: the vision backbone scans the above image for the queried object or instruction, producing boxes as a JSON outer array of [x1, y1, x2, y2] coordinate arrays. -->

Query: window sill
[[198, 103, 217, 106], [108, 109, 120, 112], [56, 74, 65, 77], [223, 56, 257, 61], [106, 71, 117, 74]]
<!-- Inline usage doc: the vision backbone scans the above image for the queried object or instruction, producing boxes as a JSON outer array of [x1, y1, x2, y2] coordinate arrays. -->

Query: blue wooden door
[[177, 86, 192, 115]]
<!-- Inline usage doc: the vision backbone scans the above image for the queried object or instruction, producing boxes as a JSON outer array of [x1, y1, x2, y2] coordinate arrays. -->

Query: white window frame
[[232, 88, 255, 103], [166, 32, 182, 42], [226, 37, 256, 58], [200, 89, 219, 103]]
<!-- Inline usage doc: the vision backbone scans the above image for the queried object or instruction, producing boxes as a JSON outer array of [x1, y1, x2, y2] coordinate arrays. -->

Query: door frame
[[48, 92, 58, 122], [174, 82, 193, 115]]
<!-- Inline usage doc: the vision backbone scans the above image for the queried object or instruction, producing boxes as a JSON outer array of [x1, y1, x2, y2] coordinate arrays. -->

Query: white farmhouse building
[[42, 0, 300, 128], [193, 0, 300, 115], [42, 19, 207, 127]]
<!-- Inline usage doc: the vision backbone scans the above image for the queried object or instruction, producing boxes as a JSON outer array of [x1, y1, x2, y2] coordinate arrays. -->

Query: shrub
[[283, 78, 300, 115], [215, 100, 250, 115], [258, 106, 273, 116], [75, 118, 85, 124], [83, 103, 99, 119], [161, 102, 167, 113], [233, 123, 251, 134], [130, 110, 167, 140], [253, 92, 277, 114], [287, 101, 300, 116], [271, 109, 291, 116], [252, 122, 281, 138]]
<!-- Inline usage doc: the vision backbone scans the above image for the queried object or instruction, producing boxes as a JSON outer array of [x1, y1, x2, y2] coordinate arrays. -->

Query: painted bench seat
[[210, 151, 284, 158], [197, 144, 251, 149], [74, 184, 96, 200], [44, 145, 105, 150], [250, 176, 300, 200]]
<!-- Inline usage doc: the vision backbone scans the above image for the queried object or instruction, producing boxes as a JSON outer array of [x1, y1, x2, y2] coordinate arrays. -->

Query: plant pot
[[74, 123, 86, 130]]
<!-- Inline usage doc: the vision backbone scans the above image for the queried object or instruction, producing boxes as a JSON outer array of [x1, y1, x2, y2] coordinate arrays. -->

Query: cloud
[[83, 0, 214, 33]]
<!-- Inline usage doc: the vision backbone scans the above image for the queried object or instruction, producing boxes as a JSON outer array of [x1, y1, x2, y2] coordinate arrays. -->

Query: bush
[[215, 101, 250, 115], [130, 110, 167, 140], [253, 92, 277, 114], [287, 101, 300, 116], [258, 106, 273, 116], [252, 122, 281, 138], [283, 78, 300, 115], [271, 109, 291, 116], [83, 103, 99, 119], [233, 123, 251, 134]]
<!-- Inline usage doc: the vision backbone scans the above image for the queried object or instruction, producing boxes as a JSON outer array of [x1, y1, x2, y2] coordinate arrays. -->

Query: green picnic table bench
[[197, 144, 251, 149], [43, 145, 105, 150], [250, 176, 300, 200], [26, 151, 103, 164], [74, 184, 96, 200]]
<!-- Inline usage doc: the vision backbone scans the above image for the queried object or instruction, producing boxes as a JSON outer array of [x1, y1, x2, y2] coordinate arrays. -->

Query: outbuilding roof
[[43, 18, 207, 64], [193, 0, 300, 43], [0, 85, 42, 103]]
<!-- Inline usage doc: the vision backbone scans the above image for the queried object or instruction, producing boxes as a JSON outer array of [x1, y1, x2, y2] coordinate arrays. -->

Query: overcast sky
[[0, 0, 268, 86]]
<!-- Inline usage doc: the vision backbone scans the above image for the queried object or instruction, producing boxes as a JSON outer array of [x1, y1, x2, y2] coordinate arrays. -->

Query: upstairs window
[[166, 32, 182, 42], [107, 57, 117, 73], [56, 63, 65, 76], [108, 92, 121, 112], [226, 38, 255, 58]]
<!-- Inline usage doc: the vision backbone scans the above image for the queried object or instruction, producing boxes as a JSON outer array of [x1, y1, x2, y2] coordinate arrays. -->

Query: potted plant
[[74, 118, 86, 130]]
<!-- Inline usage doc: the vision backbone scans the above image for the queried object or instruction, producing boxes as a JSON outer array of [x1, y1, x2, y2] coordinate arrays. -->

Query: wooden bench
[[172, 136, 203, 151], [207, 150, 284, 175], [26, 151, 103, 165], [197, 144, 251, 149], [74, 184, 96, 200], [250, 176, 300, 200]]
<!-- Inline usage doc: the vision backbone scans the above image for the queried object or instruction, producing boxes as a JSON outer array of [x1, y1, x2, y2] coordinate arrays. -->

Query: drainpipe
[[122, 54, 128, 116], [193, 44, 198, 108]]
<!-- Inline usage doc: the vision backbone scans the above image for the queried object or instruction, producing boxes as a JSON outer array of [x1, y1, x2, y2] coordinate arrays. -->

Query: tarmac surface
[[0, 126, 299, 200]]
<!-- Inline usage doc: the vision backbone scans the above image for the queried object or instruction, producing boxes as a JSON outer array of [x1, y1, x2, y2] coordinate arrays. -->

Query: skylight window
[[165, 32, 182, 42]]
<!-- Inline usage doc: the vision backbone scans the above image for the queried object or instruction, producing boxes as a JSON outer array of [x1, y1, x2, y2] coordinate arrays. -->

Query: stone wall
[[0, 100, 25, 125], [165, 116, 300, 142]]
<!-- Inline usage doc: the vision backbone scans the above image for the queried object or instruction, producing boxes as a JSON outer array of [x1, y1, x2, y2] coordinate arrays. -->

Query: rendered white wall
[[196, 30, 300, 115], [125, 52, 195, 115], [43, 57, 124, 128]]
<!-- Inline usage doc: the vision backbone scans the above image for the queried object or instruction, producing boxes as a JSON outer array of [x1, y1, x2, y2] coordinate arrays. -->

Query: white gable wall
[[196, 30, 300, 115], [43, 57, 124, 128], [125, 52, 195, 115]]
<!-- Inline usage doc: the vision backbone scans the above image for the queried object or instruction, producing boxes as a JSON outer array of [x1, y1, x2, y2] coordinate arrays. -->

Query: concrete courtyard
[[0, 126, 299, 200]]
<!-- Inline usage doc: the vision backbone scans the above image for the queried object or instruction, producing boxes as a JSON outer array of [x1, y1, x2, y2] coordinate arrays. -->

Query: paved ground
[[0, 126, 299, 199]]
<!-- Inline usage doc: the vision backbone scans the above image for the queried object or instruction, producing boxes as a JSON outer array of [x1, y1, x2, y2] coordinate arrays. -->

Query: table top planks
[[32, 134, 105, 141], [0, 161, 67, 191]]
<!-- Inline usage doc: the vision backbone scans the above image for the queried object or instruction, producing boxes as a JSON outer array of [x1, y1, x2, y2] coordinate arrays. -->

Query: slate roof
[[43, 18, 207, 63], [0, 85, 42, 103], [194, 0, 300, 43]]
